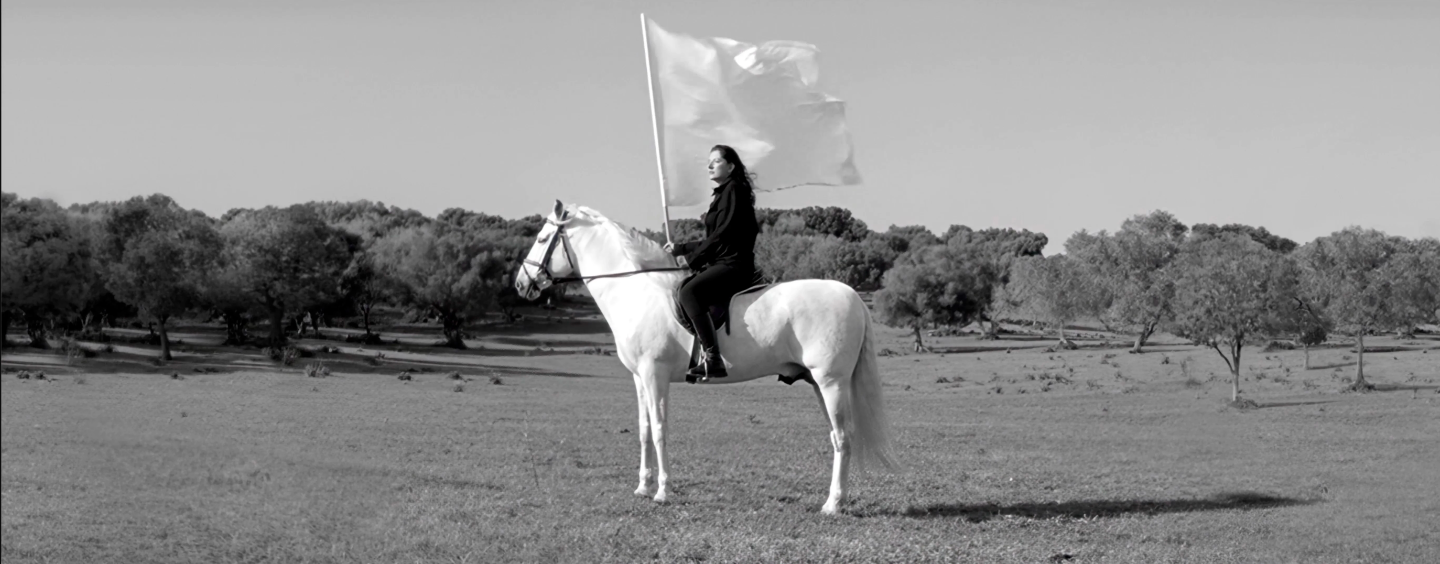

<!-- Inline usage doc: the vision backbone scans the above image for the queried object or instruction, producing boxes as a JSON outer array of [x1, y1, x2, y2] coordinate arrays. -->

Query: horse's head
[[514, 200, 580, 301]]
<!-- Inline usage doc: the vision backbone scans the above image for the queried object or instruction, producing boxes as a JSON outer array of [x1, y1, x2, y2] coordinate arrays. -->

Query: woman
[[663, 145, 761, 379]]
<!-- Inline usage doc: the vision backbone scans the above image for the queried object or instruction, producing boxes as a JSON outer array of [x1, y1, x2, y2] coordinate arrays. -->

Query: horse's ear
[[553, 200, 567, 220]]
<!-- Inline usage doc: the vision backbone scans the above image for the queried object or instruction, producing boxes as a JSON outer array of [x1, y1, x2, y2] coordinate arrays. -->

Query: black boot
[[685, 313, 727, 380], [687, 347, 728, 379]]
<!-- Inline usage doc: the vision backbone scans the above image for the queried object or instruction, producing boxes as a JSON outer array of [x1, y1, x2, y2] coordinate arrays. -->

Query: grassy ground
[[3, 311, 1438, 563]]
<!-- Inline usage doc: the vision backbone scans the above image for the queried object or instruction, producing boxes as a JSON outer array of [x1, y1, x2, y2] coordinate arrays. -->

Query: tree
[[98, 195, 223, 360], [200, 257, 259, 346], [302, 199, 431, 241], [371, 223, 512, 348], [1191, 223, 1298, 254], [1296, 229, 1440, 390], [1294, 304, 1329, 370], [755, 233, 826, 282], [1067, 211, 1188, 352], [943, 226, 1048, 338], [668, 218, 706, 245], [873, 245, 987, 351], [219, 206, 355, 347], [759, 206, 870, 242], [339, 250, 390, 338], [879, 224, 941, 255], [1169, 234, 1302, 401], [1005, 254, 1097, 349], [0, 194, 100, 348], [753, 233, 896, 290]]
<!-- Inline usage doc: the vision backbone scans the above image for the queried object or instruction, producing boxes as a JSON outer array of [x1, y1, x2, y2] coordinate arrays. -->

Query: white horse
[[514, 201, 894, 514]]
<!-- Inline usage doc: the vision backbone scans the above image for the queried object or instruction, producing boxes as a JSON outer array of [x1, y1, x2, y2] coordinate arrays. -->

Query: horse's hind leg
[[632, 375, 656, 497], [813, 374, 852, 515]]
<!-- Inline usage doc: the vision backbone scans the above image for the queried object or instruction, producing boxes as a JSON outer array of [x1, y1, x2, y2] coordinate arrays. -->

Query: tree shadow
[[482, 336, 610, 348], [1371, 384, 1440, 393], [876, 492, 1315, 522], [1253, 399, 1339, 409], [1308, 361, 1357, 370]]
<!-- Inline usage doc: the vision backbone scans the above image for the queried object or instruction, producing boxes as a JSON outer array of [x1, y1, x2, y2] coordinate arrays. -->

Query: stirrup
[[687, 353, 727, 380]]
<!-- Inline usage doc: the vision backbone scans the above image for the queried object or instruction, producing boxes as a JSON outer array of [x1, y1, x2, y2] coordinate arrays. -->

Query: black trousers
[[678, 261, 755, 352]]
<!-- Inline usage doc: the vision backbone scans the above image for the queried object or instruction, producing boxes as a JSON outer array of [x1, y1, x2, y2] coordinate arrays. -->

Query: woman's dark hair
[[711, 144, 757, 205]]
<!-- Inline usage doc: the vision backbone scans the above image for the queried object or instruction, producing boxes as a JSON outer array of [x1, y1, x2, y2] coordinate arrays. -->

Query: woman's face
[[707, 151, 734, 184]]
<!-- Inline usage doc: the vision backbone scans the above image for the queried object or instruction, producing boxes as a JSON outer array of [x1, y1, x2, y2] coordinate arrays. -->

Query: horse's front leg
[[644, 369, 673, 504], [632, 374, 656, 497]]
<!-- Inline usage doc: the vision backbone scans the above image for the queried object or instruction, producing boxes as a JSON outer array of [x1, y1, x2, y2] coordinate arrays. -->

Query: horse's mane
[[571, 206, 678, 271]]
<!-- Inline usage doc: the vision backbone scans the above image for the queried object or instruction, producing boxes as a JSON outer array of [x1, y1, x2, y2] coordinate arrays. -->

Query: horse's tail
[[849, 303, 897, 472]]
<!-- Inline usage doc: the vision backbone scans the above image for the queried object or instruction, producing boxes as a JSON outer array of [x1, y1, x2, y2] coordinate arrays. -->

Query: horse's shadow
[[873, 492, 1315, 522]]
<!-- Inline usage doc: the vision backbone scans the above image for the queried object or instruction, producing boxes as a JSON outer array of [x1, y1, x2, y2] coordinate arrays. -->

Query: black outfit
[[670, 179, 760, 377]]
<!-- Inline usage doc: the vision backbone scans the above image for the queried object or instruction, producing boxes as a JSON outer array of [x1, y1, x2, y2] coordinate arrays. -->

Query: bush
[[118, 332, 161, 346], [60, 337, 92, 365], [263, 346, 301, 366], [303, 363, 330, 378], [75, 330, 111, 343], [345, 333, 385, 345]]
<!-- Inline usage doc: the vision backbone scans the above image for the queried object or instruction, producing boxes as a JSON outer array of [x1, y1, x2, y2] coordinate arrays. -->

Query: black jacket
[[673, 180, 759, 270]]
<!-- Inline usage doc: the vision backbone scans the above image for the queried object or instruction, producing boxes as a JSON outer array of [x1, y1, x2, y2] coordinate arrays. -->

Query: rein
[[551, 267, 688, 284], [523, 219, 687, 288]]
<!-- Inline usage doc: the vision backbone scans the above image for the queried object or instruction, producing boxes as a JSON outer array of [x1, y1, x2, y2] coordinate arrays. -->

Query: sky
[[3, 0, 1437, 253]]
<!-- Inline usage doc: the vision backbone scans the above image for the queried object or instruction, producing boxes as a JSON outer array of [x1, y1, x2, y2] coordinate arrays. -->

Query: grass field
[[3, 308, 1438, 563]]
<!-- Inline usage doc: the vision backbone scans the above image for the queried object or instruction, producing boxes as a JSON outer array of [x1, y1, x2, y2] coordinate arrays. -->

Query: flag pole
[[641, 13, 673, 244]]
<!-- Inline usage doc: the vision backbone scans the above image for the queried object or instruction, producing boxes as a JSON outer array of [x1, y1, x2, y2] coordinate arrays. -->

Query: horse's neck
[[569, 225, 674, 322]]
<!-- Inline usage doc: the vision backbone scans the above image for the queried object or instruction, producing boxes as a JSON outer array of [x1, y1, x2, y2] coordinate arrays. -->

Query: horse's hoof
[[821, 502, 840, 515], [634, 486, 653, 497], [653, 491, 668, 504]]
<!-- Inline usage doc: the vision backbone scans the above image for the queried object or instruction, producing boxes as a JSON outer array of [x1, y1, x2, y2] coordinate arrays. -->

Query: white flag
[[645, 17, 862, 207]]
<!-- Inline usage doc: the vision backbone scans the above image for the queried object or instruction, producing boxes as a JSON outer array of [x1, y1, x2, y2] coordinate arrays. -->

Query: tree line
[[4, 193, 1436, 400], [872, 210, 1439, 400], [2, 194, 541, 355], [0, 194, 913, 354]]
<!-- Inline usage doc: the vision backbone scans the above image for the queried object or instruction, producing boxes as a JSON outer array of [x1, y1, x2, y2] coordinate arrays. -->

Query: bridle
[[519, 218, 686, 296]]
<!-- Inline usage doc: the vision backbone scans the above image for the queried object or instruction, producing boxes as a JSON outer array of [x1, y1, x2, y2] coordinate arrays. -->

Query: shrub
[[75, 330, 111, 343], [488, 374, 503, 385], [304, 363, 330, 378], [61, 337, 87, 365], [453, 383, 465, 393]]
